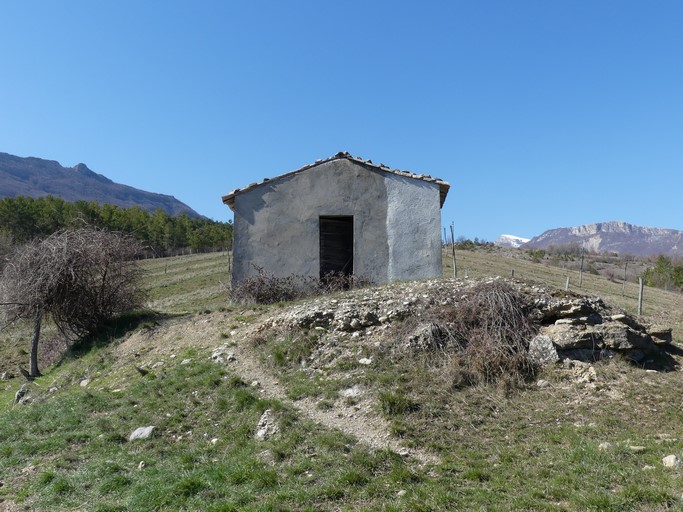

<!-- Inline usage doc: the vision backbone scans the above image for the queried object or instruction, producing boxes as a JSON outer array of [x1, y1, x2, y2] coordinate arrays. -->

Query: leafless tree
[[1, 227, 146, 378]]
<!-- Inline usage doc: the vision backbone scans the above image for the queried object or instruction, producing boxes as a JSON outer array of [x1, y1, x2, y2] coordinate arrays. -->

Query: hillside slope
[[0, 152, 201, 217], [1, 250, 683, 510]]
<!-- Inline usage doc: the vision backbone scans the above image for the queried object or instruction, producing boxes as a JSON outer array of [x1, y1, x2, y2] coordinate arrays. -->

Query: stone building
[[222, 152, 450, 285]]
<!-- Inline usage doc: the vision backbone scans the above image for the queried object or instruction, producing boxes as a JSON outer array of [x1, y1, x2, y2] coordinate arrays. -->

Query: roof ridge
[[222, 153, 450, 210]]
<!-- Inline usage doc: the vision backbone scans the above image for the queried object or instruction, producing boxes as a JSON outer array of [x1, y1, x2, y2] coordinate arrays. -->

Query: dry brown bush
[[229, 265, 370, 305], [439, 281, 538, 388], [391, 280, 539, 390]]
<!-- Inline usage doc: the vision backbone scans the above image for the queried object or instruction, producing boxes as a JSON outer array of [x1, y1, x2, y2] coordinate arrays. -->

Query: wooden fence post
[[565, 276, 570, 291], [449, 224, 457, 278], [638, 277, 644, 315]]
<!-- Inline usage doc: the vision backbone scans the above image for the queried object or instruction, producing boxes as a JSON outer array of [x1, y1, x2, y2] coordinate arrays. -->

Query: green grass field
[[1, 248, 682, 511]]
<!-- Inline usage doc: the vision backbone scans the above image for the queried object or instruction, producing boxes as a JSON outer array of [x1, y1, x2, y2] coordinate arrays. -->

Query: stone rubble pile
[[249, 277, 673, 367]]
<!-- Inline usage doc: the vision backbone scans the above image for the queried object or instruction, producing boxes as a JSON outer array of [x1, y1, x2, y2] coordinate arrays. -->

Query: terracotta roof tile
[[222, 152, 450, 210]]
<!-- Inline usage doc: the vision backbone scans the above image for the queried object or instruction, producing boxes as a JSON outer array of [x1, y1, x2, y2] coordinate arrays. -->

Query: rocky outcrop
[[530, 294, 668, 363]]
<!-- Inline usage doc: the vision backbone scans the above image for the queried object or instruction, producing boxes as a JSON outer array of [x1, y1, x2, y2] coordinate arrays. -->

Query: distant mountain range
[[523, 221, 683, 258], [0, 152, 201, 217]]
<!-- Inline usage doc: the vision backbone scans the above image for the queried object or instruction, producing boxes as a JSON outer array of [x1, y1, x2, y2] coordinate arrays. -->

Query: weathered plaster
[[231, 158, 443, 284]]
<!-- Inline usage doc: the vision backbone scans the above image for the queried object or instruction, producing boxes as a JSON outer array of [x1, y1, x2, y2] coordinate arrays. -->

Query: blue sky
[[2, 1, 681, 241]]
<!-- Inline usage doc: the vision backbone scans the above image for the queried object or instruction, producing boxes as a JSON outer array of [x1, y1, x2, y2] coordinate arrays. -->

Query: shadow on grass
[[66, 309, 183, 357], [641, 343, 683, 372]]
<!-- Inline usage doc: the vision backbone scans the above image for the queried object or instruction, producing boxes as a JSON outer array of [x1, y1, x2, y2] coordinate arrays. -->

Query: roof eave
[[222, 152, 451, 211]]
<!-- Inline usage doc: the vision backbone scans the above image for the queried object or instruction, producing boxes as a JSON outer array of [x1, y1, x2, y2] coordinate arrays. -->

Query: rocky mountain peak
[[72, 163, 113, 184], [0, 152, 202, 217], [525, 221, 683, 258]]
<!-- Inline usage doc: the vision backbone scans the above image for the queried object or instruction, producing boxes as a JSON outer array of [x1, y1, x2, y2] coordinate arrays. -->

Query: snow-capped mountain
[[494, 234, 531, 249]]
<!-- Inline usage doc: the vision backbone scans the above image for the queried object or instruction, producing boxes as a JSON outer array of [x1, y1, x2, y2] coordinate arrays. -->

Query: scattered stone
[[341, 385, 363, 398], [80, 379, 90, 388], [129, 426, 155, 441], [598, 442, 612, 451], [211, 438, 219, 445], [137, 461, 146, 470], [358, 358, 372, 366], [629, 446, 646, 453], [48, 387, 58, 393], [211, 347, 236, 364], [564, 360, 597, 384], [255, 409, 279, 441], [536, 379, 551, 389], [643, 465, 655, 470], [180, 358, 192, 365], [14, 387, 29, 405], [662, 455, 681, 468], [152, 361, 165, 369], [397, 489, 407, 497], [250, 380, 260, 388]]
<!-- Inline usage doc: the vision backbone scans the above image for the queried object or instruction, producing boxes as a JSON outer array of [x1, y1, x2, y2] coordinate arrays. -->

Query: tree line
[[0, 195, 232, 255]]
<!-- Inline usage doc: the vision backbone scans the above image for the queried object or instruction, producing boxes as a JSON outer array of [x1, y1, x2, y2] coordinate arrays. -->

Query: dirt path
[[219, 334, 439, 466], [115, 312, 438, 466]]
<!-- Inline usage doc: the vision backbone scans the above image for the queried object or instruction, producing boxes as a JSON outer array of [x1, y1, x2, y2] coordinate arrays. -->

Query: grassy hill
[[1, 248, 683, 511]]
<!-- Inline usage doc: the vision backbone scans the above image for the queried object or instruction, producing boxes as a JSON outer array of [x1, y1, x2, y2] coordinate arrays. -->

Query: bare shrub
[[229, 266, 371, 305], [0, 230, 13, 269], [229, 267, 300, 305], [1, 227, 146, 377], [436, 281, 538, 389]]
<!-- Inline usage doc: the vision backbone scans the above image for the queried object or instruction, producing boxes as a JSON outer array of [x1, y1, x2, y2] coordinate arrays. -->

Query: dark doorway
[[319, 216, 353, 279]]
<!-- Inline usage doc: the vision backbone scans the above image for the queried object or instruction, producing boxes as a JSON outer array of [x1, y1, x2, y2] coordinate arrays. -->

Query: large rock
[[528, 334, 560, 365], [648, 325, 673, 344], [597, 324, 656, 351], [540, 319, 659, 358], [541, 324, 597, 350]]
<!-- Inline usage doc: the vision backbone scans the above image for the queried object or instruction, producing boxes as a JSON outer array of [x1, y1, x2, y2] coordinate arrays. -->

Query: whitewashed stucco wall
[[231, 159, 443, 284]]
